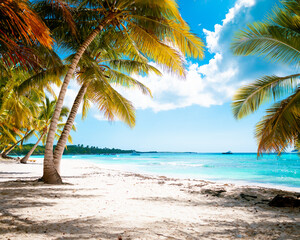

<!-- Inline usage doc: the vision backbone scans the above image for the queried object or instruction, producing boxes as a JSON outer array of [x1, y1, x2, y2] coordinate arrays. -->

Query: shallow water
[[32, 152, 300, 189]]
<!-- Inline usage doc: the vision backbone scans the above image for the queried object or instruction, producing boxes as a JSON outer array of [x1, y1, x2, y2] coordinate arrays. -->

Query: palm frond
[[106, 59, 162, 76], [16, 66, 66, 95], [87, 80, 136, 127], [125, 22, 186, 76], [232, 73, 300, 119], [256, 89, 300, 155], [108, 69, 152, 97], [270, 0, 300, 35], [82, 94, 91, 120], [127, 16, 204, 60], [232, 22, 300, 67]]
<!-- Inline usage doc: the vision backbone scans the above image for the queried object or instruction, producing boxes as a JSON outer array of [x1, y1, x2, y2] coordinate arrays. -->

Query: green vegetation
[[231, 0, 300, 155], [0, 0, 204, 184], [11, 144, 134, 156], [37, 0, 204, 184], [52, 33, 160, 174]]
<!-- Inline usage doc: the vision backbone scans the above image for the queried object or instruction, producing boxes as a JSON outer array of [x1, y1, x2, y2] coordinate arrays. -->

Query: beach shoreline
[[0, 158, 299, 239], [28, 155, 300, 193]]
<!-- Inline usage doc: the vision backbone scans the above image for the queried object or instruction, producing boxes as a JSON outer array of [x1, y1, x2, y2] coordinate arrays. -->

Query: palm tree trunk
[[53, 84, 88, 174], [43, 14, 116, 184], [20, 131, 46, 164], [1, 130, 33, 158]]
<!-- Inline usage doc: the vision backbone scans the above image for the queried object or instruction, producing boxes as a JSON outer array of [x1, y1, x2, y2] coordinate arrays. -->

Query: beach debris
[[202, 189, 226, 197], [269, 195, 300, 208], [169, 183, 183, 186], [240, 193, 257, 201]]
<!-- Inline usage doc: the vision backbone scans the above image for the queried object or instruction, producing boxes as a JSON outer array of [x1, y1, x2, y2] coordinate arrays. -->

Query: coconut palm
[[0, 48, 66, 158], [20, 97, 70, 164], [52, 35, 161, 173], [231, 0, 300, 155], [0, 78, 43, 158], [0, 129, 35, 159], [0, 0, 53, 70], [34, 0, 204, 183], [0, 84, 45, 158]]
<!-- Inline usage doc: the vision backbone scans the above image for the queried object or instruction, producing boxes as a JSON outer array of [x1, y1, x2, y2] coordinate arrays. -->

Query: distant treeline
[[10, 144, 135, 156]]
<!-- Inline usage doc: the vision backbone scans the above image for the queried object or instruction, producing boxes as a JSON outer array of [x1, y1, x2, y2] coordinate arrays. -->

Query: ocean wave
[[146, 162, 205, 167]]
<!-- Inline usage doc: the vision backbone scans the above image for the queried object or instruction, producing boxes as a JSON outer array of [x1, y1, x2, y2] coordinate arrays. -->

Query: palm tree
[[0, 77, 43, 158], [20, 97, 70, 164], [231, 0, 300, 155], [52, 35, 161, 173], [0, 0, 53, 70], [0, 49, 65, 158], [35, 0, 204, 184], [1, 129, 35, 159]]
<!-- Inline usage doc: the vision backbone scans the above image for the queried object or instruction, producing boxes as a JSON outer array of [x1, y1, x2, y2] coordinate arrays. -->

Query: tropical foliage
[[0, 45, 66, 158], [231, 0, 300, 155], [20, 97, 72, 164], [0, 0, 53, 70], [33, 0, 204, 184], [52, 32, 162, 173], [11, 144, 134, 155], [0, 0, 204, 184]]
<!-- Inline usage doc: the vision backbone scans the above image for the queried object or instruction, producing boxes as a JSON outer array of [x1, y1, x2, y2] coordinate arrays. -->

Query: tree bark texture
[[43, 14, 116, 184], [53, 84, 88, 173], [20, 131, 45, 164], [1, 130, 33, 158]]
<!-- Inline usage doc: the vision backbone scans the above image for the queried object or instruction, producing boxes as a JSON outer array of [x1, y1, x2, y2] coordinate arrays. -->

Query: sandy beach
[[0, 158, 299, 240]]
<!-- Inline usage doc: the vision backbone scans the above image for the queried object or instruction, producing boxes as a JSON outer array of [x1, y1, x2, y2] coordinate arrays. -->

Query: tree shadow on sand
[[0, 180, 171, 240], [128, 183, 300, 239], [147, 218, 300, 240], [0, 180, 131, 239], [0, 169, 299, 239]]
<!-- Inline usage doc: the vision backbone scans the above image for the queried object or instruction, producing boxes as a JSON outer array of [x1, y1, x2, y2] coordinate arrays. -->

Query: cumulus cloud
[[59, 0, 286, 121], [110, 0, 257, 113], [113, 58, 235, 112], [50, 80, 82, 113], [204, 0, 255, 53]]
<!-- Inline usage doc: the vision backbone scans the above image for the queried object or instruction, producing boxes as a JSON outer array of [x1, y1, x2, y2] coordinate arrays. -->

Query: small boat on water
[[222, 151, 233, 154], [131, 151, 140, 156]]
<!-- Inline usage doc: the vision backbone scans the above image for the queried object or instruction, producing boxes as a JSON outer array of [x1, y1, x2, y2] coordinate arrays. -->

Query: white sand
[[0, 158, 299, 240]]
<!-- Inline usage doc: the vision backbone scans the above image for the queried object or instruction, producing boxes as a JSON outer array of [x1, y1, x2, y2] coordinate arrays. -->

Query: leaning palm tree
[[231, 0, 300, 155], [52, 35, 161, 173], [0, 48, 65, 158], [35, 0, 204, 183], [0, 81, 43, 158], [20, 97, 70, 164], [0, 128, 35, 159]]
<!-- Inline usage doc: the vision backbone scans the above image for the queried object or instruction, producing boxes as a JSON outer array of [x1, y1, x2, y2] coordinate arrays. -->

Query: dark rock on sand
[[269, 195, 300, 208]]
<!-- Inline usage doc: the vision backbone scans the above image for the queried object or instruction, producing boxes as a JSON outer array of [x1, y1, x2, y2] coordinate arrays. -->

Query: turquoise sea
[[34, 152, 300, 190]]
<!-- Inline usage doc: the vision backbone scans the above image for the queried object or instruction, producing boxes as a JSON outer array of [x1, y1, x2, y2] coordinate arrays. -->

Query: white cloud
[[50, 0, 259, 122], [93, 113, 121, 122], [93, 113, 107, 121], [47, 0, 293, 125], [203, 0, 255, 53], [50, 80, 82, 113], [109, 0, 257, 113]]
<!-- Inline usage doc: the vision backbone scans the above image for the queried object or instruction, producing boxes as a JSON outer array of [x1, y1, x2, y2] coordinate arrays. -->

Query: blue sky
[[50, 0, 294, 152]]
